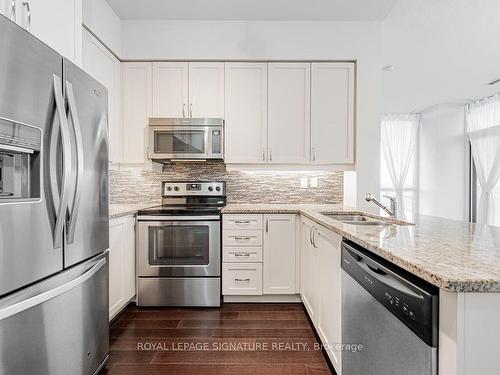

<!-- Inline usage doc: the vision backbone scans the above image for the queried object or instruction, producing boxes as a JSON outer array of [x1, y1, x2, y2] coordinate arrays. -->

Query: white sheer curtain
[[466, 95, 500, 225], [381, 114, 419, 218]]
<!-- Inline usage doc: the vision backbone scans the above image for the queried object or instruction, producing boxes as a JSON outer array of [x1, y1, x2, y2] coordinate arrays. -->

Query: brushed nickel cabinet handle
[[190, 103, 193, 117], [9, 0, 16, 22], [234, 278, 250, 282], [182, 103, 186, 118], [234, 253, 251, 257], [265, 219, 269, 233], [234, 236, 251, 241], [262, 148, 266, 161], [312, 147, 316, 162], [269, 148, 272, 162], [234, 220, 251, 224], [22, 1, 30, 31]]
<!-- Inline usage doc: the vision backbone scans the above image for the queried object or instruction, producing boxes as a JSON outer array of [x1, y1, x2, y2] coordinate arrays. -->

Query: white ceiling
[[105, 0, 398, 21], [381, 0, 500, 113]]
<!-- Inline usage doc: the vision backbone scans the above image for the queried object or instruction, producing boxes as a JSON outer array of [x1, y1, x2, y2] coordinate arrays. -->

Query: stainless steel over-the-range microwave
[[148, 118, 224, 161]]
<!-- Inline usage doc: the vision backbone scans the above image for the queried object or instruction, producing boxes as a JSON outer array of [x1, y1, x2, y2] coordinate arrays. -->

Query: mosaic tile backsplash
[[109, 161, 343, 205]]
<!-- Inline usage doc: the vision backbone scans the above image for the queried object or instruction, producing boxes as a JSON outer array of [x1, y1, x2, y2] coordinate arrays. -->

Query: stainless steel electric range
[[136, 181, 226, 307]]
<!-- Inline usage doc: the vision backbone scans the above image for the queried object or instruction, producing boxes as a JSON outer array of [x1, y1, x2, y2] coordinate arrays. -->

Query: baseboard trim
[[223, 294, 302, 303]]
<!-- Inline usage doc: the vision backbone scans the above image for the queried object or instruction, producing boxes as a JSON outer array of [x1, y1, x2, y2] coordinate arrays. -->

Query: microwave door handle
[[65, 81, 84, 244], [205, 127, 211, 158], [51, 75, 73, 249]]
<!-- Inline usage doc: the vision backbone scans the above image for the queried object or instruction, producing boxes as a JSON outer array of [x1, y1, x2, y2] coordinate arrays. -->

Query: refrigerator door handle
[[0, 257, 106, 321], [51, 75, 73, 249], [65, 80, 84, 244]]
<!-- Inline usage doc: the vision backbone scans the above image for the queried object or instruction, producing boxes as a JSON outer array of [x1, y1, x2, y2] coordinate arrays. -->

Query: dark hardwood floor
[[103, 303, 334, 375]]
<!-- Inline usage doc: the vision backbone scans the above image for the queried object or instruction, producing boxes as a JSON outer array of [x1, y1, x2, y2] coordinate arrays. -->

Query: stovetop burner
[[138, 181, 227, 217]]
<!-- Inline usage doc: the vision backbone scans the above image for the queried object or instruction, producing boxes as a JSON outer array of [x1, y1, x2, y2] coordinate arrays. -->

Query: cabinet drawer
[[223, 247, 263, 263], [223, 230, 262, 246], [223, 214, 263, 230], [222, 263, 262, 295]]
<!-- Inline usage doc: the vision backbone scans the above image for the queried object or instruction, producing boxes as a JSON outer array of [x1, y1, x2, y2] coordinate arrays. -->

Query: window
[[380, 114, 419, 218], [467, 95, 500, 226]]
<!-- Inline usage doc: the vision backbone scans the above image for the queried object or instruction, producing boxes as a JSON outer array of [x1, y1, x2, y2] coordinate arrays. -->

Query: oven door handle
[[137, 215, 221, 221]]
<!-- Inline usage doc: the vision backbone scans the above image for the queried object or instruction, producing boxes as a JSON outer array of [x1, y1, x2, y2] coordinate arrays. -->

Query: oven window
[[148, 225, 210, 266], [154, 130, 205, 154]]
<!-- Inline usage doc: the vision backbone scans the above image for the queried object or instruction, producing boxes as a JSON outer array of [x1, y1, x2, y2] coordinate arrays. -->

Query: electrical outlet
[[300, 177, 308, 188], [310, 177, 318, 188]]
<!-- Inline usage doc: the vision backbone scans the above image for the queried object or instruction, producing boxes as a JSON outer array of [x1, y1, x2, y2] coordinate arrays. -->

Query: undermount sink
[[321, 213, 390, 226]]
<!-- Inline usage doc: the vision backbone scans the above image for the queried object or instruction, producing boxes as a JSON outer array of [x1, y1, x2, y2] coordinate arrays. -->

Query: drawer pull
[[234, 253, 251, 257], [234, 220, 251, 224], [234, 278, 251, 282], [234, 236, 252, 241]]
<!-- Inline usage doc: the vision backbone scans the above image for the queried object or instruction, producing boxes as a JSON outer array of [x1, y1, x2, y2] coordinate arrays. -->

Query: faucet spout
[[365, 193, 396, 217]]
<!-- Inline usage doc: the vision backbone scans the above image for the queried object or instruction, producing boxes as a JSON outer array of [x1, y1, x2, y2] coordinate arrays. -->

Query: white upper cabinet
[[189, 62, 225, 118], [2, 0, 81, 63], [311, 63, 355, 164], [82, 29, 122, 163], [224, 63, 268, 163], [152, 62, 189, 118], [268, 63, 311, 164], [122, 62, 152, 164], [152, 62, 224, 118]]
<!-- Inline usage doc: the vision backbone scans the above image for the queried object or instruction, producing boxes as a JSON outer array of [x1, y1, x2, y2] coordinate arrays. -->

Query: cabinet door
[[263, 215, 296, 294], [224, 63, 268, 163], [311, 63, 355, 164], [109, 216, 136, 320], [122, 62, 152, 164], [268, 63, 310, 164], [0, 0, 14, 19], [122, 216, 136, 303], [82, 29, 122, 163], [300, 219, 318, 322], [189, 62, 224, 118], [23, 0, 79, 62], [109, 218, 125, 320], [152, 62, 188, 118], [316, 228, 342, 373]]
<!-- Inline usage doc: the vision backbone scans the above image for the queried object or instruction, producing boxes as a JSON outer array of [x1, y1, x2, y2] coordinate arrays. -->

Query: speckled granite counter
[[222, 204, 500, 293], [109, 202, 160, 219]]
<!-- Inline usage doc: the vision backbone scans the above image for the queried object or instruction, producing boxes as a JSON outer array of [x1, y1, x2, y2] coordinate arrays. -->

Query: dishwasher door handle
[[345, 247, 424, 300]]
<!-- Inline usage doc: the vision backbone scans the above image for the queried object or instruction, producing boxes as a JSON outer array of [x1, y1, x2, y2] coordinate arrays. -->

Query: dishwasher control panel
[[341, 240, 439, 348]]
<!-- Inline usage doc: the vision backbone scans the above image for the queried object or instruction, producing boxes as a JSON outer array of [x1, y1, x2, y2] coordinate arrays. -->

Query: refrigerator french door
[[0, 14, 109, 375]]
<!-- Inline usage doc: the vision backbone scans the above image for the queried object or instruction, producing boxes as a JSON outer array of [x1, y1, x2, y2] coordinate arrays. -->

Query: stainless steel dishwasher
[[341, 240, 439, 375]]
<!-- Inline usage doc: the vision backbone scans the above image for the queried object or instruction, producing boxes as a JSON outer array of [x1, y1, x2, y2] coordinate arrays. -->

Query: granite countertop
[[109, 202, 160, 219], [222, 203, 500, 293]]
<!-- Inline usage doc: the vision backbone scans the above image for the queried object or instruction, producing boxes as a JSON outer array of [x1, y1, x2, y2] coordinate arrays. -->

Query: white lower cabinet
[[109, 215, 136, 320], [316, 227, 343, 373], [222, 263, 263, 295], [222, 213, 296, 298], [263, 214, 296, 294], [300, 217, 342, 374], [301, 218, 318, 321]]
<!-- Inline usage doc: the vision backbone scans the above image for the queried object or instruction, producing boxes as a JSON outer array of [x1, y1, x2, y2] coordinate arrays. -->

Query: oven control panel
[[162, 181, 226, 196]]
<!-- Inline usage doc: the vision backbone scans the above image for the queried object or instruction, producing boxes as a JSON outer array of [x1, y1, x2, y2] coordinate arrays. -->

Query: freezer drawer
[[0, 252, 109, 375]]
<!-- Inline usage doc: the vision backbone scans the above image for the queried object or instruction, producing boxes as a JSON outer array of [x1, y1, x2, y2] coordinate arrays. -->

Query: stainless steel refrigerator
[[0, 15, 109, 375]]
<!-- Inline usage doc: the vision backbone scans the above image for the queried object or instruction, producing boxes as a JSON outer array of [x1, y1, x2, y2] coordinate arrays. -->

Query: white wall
[[82, 0, 122, 56], [121, 20, 382, 206], [419, 105, 468, 220]]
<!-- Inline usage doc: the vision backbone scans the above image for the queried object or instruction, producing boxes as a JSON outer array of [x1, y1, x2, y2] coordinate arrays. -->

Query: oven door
[[148, 126, 209, 159], [137, 217, 220, 277]]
